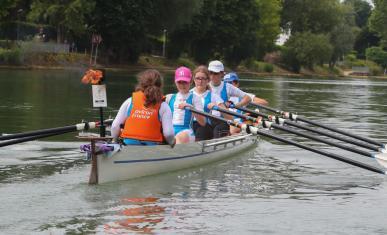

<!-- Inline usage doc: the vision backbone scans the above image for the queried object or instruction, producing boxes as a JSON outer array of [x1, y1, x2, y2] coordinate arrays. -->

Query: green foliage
[[176, 57, 196, 69], [282, 32, 333, 72], [367, 61, 383, 76], [28, 0, 95, 42], [255, 0, 282, 58], [369, 0, 387, 48], [0, 47, 22, 64], [0, 0, 16, 19], [22, 52, 88, 66], [344, 0, 372, 28], [329, 3, 357, 66], [263, 63, 274, 73], [354, 27, 380, 59], [168, 0, 277, 67], [241, 59, 273, 73], [366, 47, 387, 68], [281, 0, 342, 34]]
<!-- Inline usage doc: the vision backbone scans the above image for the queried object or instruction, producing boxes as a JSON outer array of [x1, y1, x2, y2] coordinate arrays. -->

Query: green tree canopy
[[282, 32, 333, 72], [281, 0, 342, 34], [255, 0, 282, 58], [366, 46, 387, 69], [329, 3, 357, 66], [369, 0, 387, 48], [28, 0, 95, 43], [344, 0, 372, 28]]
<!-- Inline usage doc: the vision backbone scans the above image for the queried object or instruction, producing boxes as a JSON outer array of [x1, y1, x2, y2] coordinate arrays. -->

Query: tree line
[[0, 0, 386, 72]]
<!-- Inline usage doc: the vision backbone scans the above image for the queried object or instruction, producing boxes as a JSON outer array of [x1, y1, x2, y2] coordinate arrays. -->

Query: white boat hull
[[94, 134, 258, 184]]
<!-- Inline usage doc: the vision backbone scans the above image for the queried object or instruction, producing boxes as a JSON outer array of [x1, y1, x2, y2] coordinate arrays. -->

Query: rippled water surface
[[1, 69, 387, 234]]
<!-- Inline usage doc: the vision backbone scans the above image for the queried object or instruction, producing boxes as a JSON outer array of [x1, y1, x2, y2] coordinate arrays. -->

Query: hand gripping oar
[[249, 102, 387, 150], [213, 106, 387, 168], [0, 120, 113, 148], [185, 106, 386, 175], [236, 106, 383, 152]]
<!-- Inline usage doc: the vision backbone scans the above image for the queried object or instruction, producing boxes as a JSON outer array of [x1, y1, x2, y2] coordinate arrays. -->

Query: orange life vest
[[120, 91, 163, 143]]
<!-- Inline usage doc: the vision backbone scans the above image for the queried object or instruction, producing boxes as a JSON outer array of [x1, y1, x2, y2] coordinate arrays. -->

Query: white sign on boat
[[92, 84, 107, 107]]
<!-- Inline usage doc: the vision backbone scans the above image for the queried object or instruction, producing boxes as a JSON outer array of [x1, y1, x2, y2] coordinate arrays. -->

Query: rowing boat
[[85, 133, 258, 184]]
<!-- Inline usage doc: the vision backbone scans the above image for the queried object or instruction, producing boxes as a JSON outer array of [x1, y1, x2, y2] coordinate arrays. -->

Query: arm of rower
[[252, 96, 268, 106], [235, 94, 251, 108], [218, 103, 233, 120], [160, 103, 176, 147], [194, 113, 207, 126], [111, 98, 132, 139], [228, 85, 251, 107]]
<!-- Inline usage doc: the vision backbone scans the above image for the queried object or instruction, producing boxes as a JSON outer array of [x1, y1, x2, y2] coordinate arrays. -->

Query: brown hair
[[135, 69, 163, 107], [193, 65, 211, 90]]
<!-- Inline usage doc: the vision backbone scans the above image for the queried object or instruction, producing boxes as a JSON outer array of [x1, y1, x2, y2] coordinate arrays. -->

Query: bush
[[176, 57, 196, 69], [366, 47, 387, 69], [281, 32, 333, 71], [263, 63, 274, 73], [0, 48, 22, 65], [366, 61, 383, 76]]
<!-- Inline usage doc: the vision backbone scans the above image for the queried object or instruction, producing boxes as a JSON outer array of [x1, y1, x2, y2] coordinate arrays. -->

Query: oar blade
[[374, 153, 387, 170]]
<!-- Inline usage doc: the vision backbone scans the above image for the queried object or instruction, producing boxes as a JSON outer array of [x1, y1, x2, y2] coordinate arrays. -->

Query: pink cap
[[175, 66, 192, 82]]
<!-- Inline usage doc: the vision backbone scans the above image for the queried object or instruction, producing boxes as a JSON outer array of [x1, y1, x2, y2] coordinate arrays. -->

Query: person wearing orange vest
[[111, 69, 175, 147]]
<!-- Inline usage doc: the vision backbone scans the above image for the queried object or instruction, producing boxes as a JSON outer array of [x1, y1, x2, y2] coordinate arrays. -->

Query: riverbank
[[1, 55, 386, 79]]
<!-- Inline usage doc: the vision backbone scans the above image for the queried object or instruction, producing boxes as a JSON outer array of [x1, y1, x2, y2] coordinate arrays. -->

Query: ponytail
[[135, 69, 163, 107]]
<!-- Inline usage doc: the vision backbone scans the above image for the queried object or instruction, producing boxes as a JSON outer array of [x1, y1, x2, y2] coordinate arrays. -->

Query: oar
[[236, 106, 382, 152], [0, 130, 71, 148], [0, 120, 113, 148], [185, 107, 386, 175], [0, 120, 113, 141], [249, 102, 387, 149], [213, 106, 387, 164]]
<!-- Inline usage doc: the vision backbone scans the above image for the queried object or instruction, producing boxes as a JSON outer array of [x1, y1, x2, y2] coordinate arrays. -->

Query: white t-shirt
[[210, 81, 247, 100], [192, 89, 224, 116], [111, 97, 174, 145], [165, 92, 192, 126]]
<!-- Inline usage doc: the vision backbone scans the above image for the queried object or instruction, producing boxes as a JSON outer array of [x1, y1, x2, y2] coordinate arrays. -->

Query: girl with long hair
[[111, 69, 175, 147]]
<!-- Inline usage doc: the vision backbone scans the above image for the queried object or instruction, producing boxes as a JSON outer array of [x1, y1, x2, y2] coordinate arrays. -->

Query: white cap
[[208, 60, 224, 73]]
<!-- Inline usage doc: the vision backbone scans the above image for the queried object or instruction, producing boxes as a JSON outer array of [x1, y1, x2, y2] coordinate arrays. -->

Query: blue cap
[[224, 72, 239, 83]]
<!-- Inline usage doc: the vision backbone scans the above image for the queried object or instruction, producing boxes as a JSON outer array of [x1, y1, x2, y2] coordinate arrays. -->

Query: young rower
[[111, 69, 175, 147], [224, 72, 267, 134], [207, 60, 251, 137], [165, 67, 206, 144], [191, 65, 230, 140], [224, 72, 268, 106]]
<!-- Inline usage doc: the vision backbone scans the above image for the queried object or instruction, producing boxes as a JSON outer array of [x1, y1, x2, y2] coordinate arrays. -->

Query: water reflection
[[104, 197, 165, 234]]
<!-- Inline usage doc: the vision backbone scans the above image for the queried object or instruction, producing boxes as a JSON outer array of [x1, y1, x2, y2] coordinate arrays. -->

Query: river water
[[0, 69, 387, 234]]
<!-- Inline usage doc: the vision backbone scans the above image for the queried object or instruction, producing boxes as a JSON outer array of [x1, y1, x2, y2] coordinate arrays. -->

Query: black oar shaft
[[0, 130, 71, 148], [284, 120, 380, 151], [0, 120, 113, 142], [237, 106, 381, 152], [296, 116, 383, 147], [271, 123, 374, 158], [187, 107, 385, 175], [0, 126, 77, 141], [215, 106, 375, 158], [250, 102, 385, 148], [257, 129, 385, 175]]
